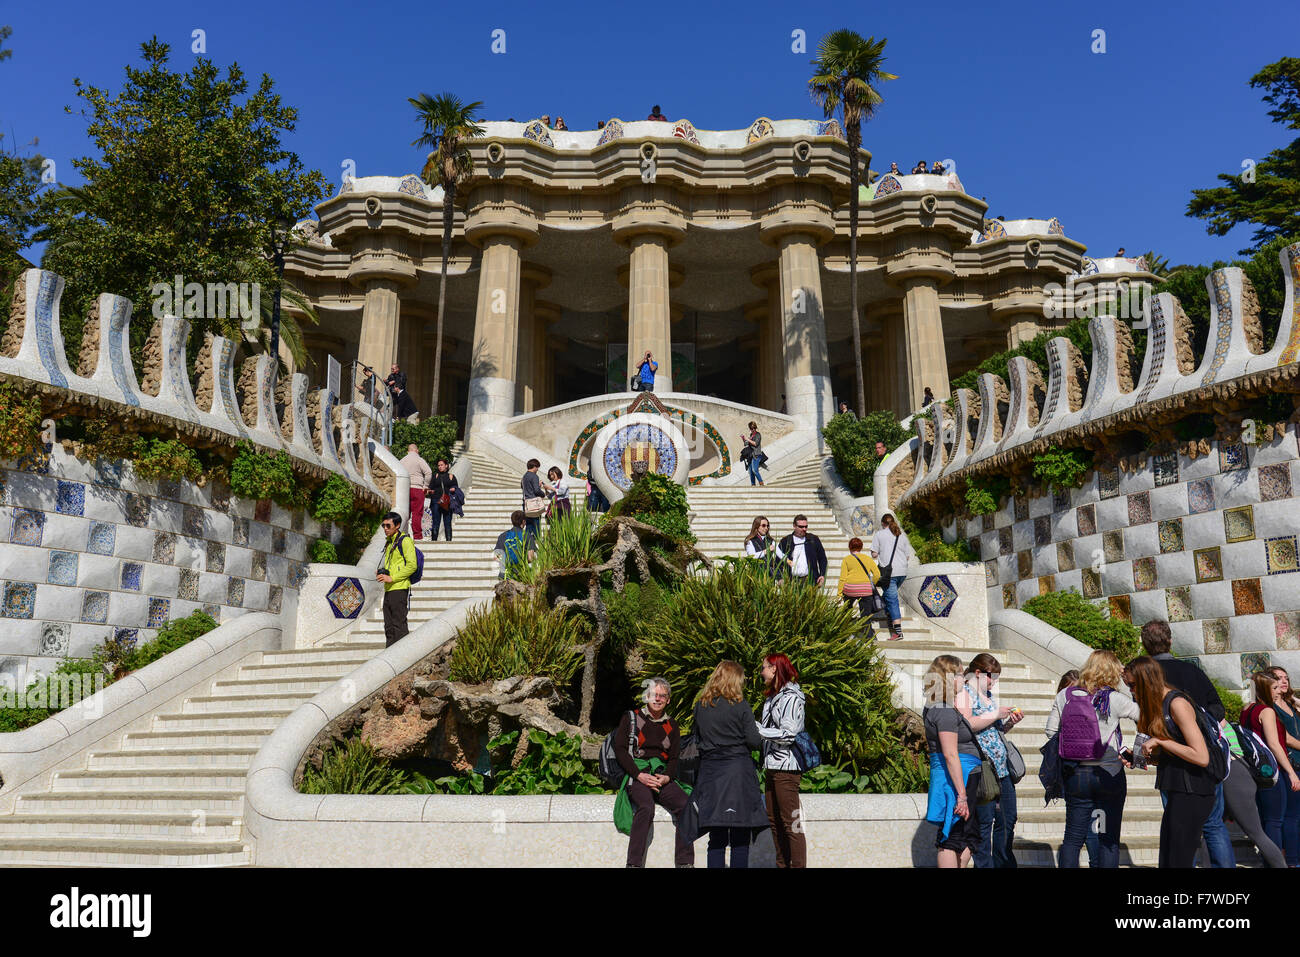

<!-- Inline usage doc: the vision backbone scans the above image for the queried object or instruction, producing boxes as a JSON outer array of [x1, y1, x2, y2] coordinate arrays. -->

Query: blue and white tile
[[55, 480, 85, 516], [80, 591, 110, 624], [147, 597, 172, 628], [45, 550, 78, 585]]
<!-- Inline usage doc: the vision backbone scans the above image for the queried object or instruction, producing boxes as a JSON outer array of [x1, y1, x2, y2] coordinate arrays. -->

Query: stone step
[[50, 767, 248, 791], [0, 835, 250, 867], [181, 692, 317, 714], [15, 789, 245, 814], [0, 812, 242, 841], [122, 727, 276, 749], [154, 708, 296, 730], [238, 658, 371, 678], [87, 746, 258, 770], [212, 676, 340, 696], [259, 646, 391, 665]]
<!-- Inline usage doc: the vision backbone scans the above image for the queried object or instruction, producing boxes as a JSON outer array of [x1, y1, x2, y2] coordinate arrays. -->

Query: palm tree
[[409, 93, 485, 416], [809, 31, 897, 418]]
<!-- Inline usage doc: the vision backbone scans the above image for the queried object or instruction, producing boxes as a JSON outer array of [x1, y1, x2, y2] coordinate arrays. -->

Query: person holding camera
[[1044, 650, 1138, 868], [634, 351, 658, 392]]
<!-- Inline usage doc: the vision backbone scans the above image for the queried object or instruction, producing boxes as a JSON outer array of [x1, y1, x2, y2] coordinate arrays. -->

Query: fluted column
[[534, 300, 561, 410], [775, 233, 833, 426], [514, 265, 551, 413]]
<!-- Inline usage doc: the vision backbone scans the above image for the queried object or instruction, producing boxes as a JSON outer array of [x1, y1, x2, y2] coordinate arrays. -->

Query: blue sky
[[2, 0, 1294, 266]]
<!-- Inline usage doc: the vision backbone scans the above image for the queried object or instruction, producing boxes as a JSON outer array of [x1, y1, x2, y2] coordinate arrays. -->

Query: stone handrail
[[0, 613, 282, 810], [896, 243, 1300, 507], [988, 609, 1093, 681]]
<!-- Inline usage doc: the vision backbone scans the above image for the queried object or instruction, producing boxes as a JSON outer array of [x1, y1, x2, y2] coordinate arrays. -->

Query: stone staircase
[[762, 453, 829, 488], [0, 455, 523, 866]]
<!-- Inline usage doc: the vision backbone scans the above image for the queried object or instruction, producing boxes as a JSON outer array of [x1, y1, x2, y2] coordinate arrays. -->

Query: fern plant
[[299, 737, 409, 795]]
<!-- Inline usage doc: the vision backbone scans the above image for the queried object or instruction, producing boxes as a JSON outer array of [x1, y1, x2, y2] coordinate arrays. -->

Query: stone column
[[625, 235, 674, 392], [466, 235, 523, 431], [534, 300, 561, 411], [1005, 314, 1042, 349], [513, 265, 551, 413], [900, 278, 950, 410], [775, 232, 833, 425], [358, 279, 402, 379]]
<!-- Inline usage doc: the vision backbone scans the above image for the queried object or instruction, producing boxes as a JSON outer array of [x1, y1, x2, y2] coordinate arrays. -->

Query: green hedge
[[1021, 590, 1142, 661], [822, 410, 911, 497]]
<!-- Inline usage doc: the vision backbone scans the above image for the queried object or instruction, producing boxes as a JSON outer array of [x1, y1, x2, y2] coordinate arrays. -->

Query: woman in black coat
[[688, 660, 768, 867]]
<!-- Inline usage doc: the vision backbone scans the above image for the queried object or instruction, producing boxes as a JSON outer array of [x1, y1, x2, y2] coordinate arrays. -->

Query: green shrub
[[964, 478, 998, 516], [642, 559, 910, 778], [390, 415, 457, 469], [519, 508, 604, 581], [606, 472, 696, 545], [603, 580, 667, 662], [449, 594, 587, 686], [120, 611, 217, 672], [1021, 590, 1143, 661], [0, 659, 106, 732], [310, 539, 339, 563], [299, 737, 410, 795], [823, 410, 911, 496], [133, 438, 203, 483], [230, 440, 302, 508], [1213, 679, 1244, 723], [1031, 447, 1094, 490], [0, 381, 44, 458], [898, 509, 978, 564], [487, 729, 606, 795], [312, 474, 355, 525]]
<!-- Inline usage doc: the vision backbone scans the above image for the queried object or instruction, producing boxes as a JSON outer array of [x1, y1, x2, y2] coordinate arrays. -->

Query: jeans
[[746, 456, 762, 485], [706, 827, 750, 869], [1160, 782, 1233, 867], [881, 575, 904, 621], [430, 502, 453, 541], [525, 516, 542, 540], [973, 773, 1018, 868], [1059, 763, 1127, 868], [1257, 770, 1300, 866]]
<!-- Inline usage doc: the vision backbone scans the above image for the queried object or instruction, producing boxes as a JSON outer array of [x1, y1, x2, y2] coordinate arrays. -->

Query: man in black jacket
[[1139, 620, 1232, 868], [778, 514, 827, 587]]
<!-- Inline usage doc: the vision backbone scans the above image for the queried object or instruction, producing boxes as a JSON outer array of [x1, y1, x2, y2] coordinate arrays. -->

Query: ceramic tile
[[1057, 542, 1075, 572], [3, 581, 35, 619], [153, 532, 176, 565], [95, 458, 123, 489], [1032, 516, 1050, 547], [147, 597, 171, 628], [86, 521, 116, 555], [1158, 518, 1184, 554], [55, 481, 85, 516], [182, 505, 204, 538], [1219, 441, 1247, 472], [39, 621, 70, 657], [251, 551, 267, 582], [42, 551, 78, 587], [125, 493, 150, 527], [1224, 505, 1255, 543], [1098, 469, 1121, 499], [255, 499, 271, 523], [81, 591, 109, 624], [272, 528, 287, 554], [1014, 496, 1029, 522], [998, 527, 1012, 556], [1002, 583, 1016, 609], [178, 569, 200, 601], [291, 509, 304, 532], [202, 603, 220, 621], [1052, 488, 1071, 512], [1132, 556, 1158, 591], [233, 518, 249, 547], [1166, 586, 1193, 623], [227, 578, 244, 607], [1258, 464, 1292, 502], [1037, 576, 1053, 596], [1082, 568, 1102, 598], [1232, 578, 1265, 616], [10, 508, 45, 546], [984, 559, 998, 587], [159, 479, 181, 501], [206, 541, 226, 574], [1077, 504, 1096, 538], [1203, 619, 1231, 654], [1276, 612, 1300, 651], [1266, 535, 1299, 575], [1127, 491, 1152, 527], [1154, 452, 1180, 487], [1017, 550, 1033, 580], [1241, 651, 1272, 683], [1109, 594, 1131, 622], [1187, 479, 1215, 514], [268, 585, 283, 614], [1194, 546, 1224, 583], [1103, 530, 1124, 564], [120, 562, 143, 591], [982, 514, 994, 533]]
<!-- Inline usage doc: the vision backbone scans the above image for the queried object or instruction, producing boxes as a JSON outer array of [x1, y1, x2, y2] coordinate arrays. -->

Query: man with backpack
[[1140, 621, 1234, 868], [377, 511, 420, 647], [494, 510, 536, 580]]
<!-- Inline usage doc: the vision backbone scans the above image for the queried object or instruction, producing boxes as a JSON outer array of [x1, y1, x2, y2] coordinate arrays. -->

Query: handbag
[[959, 712, 1001, 805], [1002, 733, 1025, 784], [523, 496, 547, 517], [877, 532, 901, 583], [437, 492, 451, 510]]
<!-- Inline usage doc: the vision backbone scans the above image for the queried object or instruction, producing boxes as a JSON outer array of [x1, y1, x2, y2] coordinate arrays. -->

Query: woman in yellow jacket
[[838, 537, 883, 630]]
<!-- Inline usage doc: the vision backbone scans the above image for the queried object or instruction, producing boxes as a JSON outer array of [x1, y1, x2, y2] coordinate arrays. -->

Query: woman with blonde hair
[[1044, 649, 1138, 867], [923, 654, 996, 867], [687, 660, 767, 868], [1246, 669, 1300, 865]]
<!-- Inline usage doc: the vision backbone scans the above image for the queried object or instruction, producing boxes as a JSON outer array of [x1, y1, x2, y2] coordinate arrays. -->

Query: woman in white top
[[545, 466, 571, 520], [1043, 650, 1140, 868], [743, 516, 784, 577], [869, 512, 915, 639]]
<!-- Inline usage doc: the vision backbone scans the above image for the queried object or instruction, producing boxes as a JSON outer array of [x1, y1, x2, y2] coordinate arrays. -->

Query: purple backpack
[[1059, 687, 1110, 760]]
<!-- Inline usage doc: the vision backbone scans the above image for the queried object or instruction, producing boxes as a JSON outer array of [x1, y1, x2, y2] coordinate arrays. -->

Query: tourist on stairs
[[778, 515, 826, 589], [399, 444, 433, 540], [836, 538, 880, 622], [687, 661, 768, 868], [1124, 656, 1215, 868], [964, 653, 1024, 868], [757, 653, 806, 868], [1219, 685, 1287, 867], [743, 516, 785, 578], [870, 512, 914, 640], [377, 512, 418, 647], [427, 458, 459, 542], [740, 421, 765, 486], [1246, 668, 1300, 865], [1045, 650, 1138, 867], [494, 510, 536, 581], [521, 459, 546, 540], [545, 466, 571, 520], [613, 677, 694, 868], [923, 655, 986, 868]]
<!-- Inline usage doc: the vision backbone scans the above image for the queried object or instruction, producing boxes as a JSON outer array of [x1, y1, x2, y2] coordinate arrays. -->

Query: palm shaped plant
[[409, 93, 485, 416], [809, 31, 897, 417]]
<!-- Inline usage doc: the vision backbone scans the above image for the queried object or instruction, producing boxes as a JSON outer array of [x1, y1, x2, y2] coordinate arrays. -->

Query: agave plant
[[448, 592, 587, 685], [515, 507, 606, 584]]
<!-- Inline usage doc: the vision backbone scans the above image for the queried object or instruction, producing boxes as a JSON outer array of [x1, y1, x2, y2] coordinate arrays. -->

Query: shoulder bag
[[877, 533, 901, 583], [958, 710, 1002, 805], [842, 555, 876, 598], [523, 496, 548, 517]]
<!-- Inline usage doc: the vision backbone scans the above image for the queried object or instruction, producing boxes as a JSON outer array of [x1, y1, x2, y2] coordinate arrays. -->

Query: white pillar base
[[784, 374, 835, 438], [466, 376, 516, 434]]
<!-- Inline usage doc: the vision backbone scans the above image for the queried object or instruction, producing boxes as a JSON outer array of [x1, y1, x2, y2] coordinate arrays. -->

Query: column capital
[[884, 253, 956, 287], [611, 208, 688, 246], [749, 262, 781, 290], [346, 236, 419, 288], [463, 208, 539, 248], [534, 300, 563, 323]]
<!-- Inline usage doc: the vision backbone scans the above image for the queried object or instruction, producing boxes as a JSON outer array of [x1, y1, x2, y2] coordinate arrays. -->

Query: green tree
[[36, 38, 329, 361], [809, 30, 897, 418], [410, 93, 485, 415], [1188, 58, 1300, 253], [0, 25, 47, 327]]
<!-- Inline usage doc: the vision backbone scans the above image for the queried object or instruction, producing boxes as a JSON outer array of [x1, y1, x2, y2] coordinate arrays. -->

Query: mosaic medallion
[[1241, 651, 1272, 683], [1223, 505, 1255, 543], [39, 622, 70, 657], [327, 576, 365, 619], [1132, 557, 1158, 591], [1203, 619, 1231, 654], [1166, 585, 1193, 623], [125, 493, 150, 527], [46, 551, 78, 586], [1266, 535, 1299, 575], [984, 559, 998, 587], [1187, 479, 1215, 515], [120, 561, 142, 591], [1109, 595, 1132, 622], [1276, 612, 1300, 651], [1002, 583, 1016, 609], [1052, 487, 1071, 512], [1194, 546, 1223, 584], [1034, 516, 1051, 546], [1081, 568, 1102, 599], [1158, 518, 1184, 554], [1014, 496, 1029, 522], [601, 422, 679, 491], [148, 597, 171, 628], [183, 505, 204, 537], [3, 581, 35, 619], [81, 591, 109, 624], [10, 508, 45, 547], [1218, 440, 1247, 472], [1038, 576, 1055, 596], [1232, 578, 1265, 616], [227, 577, 244, 608], [1153, 451, 1179, 487], [1017, 550, 1033, 579], [1258, 464, 1292, 502], [998, 527, 1013, 556], [918, 575, 958, 617], [1127, 492, 1151, 527], [1098, 469, 1121, 499], [1056, 542, 1075, 571], [153, 532, 176, 565], [178, 569, 200, 601], [206, 541, 226, 574], [55, 481, 84, 516]]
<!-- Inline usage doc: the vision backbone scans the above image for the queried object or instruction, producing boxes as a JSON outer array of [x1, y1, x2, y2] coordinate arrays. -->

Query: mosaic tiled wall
[[953, 427, 1300, 688], [0, 448, 320, 691]]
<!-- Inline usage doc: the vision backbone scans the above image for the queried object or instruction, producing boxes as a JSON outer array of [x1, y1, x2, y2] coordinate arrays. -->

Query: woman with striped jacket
[[758, 653, 807, 867]]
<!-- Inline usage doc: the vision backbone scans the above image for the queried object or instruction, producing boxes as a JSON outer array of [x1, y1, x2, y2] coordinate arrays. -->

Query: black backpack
[[598, 710, 639, 788], [1162, 692, 1230, 783]]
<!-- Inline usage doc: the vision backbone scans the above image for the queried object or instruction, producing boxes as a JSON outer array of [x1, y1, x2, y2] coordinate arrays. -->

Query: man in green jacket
[[377, 511, 417, 646]]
